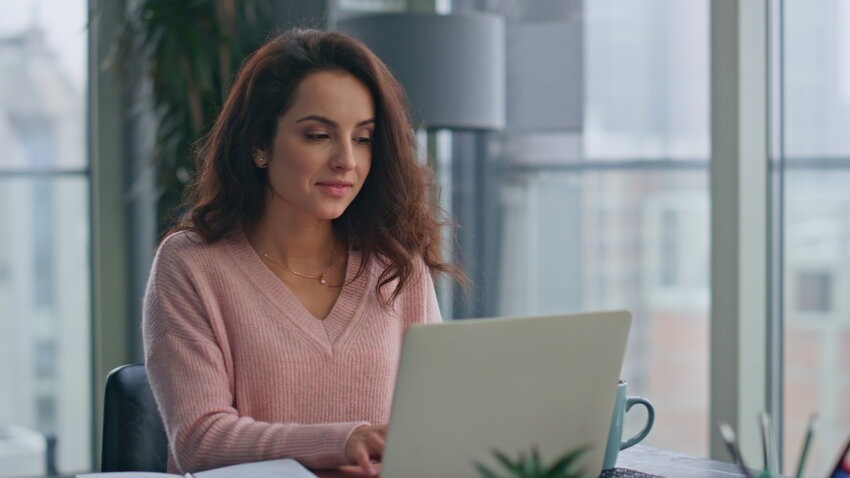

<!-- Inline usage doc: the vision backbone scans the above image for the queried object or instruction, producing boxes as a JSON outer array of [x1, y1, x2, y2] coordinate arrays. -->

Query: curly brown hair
[[171, 28, 461, 303]]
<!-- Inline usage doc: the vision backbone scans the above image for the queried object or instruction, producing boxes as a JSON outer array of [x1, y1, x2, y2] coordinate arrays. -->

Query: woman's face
[[262, 69, 375, 222]]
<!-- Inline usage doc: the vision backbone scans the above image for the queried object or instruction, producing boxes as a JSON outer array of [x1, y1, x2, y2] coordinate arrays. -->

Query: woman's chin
[[315, 206, 350, 221]]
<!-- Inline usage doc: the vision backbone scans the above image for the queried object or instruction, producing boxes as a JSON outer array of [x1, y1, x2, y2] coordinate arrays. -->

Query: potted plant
[[474, 445, 589, 478], [111, 0, 277, 232]]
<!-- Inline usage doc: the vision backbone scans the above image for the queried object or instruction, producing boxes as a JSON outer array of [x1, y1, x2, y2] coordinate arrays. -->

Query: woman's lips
[[317, 182, 353, 198]]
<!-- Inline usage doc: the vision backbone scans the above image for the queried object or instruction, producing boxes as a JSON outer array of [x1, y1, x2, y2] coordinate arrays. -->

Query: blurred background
[[0, 0, 847, 476]]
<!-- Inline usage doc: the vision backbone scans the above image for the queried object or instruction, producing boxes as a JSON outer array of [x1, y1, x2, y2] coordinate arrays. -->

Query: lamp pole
[[417, 128, 454, 317]]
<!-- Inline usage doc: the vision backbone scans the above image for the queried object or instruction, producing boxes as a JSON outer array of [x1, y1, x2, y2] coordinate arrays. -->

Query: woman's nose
[[332, 139, 357, 170]]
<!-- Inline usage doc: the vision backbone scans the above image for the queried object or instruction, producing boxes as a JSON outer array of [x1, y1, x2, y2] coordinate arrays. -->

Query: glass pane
[[0, 1, 90, 475], [495, 169, 709, 456], [584, 0, 709, 161], [784, 1, 850, 159], [0, 1, 87, 172], [0, 177, 91, 475], [450, 0, 711, 458], [782, 1, 850, 476]]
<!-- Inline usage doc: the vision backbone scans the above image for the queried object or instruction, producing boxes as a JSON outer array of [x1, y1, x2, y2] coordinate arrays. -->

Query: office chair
[[101, 363, 168, 472]]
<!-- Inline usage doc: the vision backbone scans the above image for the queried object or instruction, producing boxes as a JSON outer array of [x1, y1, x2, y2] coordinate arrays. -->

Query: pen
[[765, 412, 780, 474], [759, 412, 772, 473], [719, 422, 754, 478], [794, 413, 817, 478]]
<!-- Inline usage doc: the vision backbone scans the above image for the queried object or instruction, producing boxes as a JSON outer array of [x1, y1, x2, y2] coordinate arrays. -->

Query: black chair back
[[101, 364, 168, 472]]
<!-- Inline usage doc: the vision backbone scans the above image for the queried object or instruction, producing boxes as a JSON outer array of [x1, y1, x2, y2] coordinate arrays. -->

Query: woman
[[143, 29, 458, 476]]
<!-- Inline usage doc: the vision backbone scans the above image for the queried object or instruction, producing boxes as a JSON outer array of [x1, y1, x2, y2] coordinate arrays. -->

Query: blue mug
[[603, 380, 655, 470]]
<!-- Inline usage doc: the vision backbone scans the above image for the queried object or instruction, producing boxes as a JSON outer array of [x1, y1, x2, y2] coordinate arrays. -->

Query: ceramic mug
[[602, 380, 655, 470]]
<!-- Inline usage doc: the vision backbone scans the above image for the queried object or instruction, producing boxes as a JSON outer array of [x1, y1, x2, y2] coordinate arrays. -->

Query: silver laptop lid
[[381, 311, 632, 478]]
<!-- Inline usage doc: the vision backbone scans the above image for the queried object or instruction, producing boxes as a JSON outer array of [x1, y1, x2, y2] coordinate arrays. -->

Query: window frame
[[88, 0, 133, 468], [709, 0, 776, 464]]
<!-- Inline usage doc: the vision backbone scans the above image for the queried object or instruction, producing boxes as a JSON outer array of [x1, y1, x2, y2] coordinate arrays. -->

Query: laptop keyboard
[[599, 468, 664, 478]]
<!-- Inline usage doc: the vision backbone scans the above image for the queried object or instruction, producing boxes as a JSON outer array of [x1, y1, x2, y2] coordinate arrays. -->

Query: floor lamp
[[337, 12, 506, 317]]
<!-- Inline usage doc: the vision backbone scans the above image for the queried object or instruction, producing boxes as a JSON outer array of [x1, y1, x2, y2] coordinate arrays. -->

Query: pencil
[[794, 413, 817, 478], [719, 423, 754, 478], [759, 412, 771, 472], [766, 412, 780, 473]]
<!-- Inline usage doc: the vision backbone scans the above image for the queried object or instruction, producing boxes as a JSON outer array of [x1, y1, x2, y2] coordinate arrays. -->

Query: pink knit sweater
[[142, 231, 441, 473]]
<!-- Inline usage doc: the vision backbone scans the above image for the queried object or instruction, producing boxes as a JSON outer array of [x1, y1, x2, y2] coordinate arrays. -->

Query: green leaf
[[493, 449, 523, 473], [475, 445, 590, 478], [530, 446, 543, 476], [520, 451, 536, 476], [545, 446, 588, 477], [474, 462, 503, 478]]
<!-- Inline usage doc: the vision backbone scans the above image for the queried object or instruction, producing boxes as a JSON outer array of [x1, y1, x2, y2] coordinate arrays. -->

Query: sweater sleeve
[[142, 236, 367, 473]]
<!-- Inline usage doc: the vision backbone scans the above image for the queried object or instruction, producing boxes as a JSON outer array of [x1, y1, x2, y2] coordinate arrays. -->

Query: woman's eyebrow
[[295, 115, 376, 128]]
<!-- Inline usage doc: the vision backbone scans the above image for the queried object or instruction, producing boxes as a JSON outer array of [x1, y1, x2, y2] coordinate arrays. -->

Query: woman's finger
[[355, 444, 376, 476], [366, 432, 386, 456]]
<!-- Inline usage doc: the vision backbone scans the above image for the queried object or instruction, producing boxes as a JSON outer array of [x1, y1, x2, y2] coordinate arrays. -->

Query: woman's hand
[[344, 424, 387, 476]]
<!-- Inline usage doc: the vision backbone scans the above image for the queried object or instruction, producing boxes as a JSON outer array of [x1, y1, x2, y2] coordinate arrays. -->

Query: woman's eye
[[306, 133, 330, 141], [355, 136, 373, 146]]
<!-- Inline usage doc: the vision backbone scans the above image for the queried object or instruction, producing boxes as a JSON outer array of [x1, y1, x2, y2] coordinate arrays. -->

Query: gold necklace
[[256, 246, 337, 286]]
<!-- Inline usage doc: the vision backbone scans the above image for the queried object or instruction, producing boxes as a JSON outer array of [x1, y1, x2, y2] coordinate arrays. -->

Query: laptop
[[381, 310, 632, 478]]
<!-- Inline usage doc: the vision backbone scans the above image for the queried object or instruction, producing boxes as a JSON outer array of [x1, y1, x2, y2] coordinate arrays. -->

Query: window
[[780, 1, 850, 475], [0, 2, 91, 475], [450, 0, 711, 457], [333, 0, 850, 470]]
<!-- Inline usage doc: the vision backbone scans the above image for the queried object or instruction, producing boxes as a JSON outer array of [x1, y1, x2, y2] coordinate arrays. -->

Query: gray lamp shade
[[507, 21, 583, 132], [337, 13, 506, 131]]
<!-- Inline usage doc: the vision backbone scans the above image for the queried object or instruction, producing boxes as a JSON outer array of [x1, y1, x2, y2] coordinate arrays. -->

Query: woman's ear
[[254, 149, 268, 168]]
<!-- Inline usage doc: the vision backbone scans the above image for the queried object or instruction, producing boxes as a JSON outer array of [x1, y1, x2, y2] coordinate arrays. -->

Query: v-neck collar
[[226, 231, 373, 355]]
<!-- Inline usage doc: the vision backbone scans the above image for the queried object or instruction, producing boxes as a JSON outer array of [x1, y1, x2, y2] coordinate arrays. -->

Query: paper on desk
[[77, 473, 174, 478], [76, 458, 317, 478], [192, 459, 318, 478]]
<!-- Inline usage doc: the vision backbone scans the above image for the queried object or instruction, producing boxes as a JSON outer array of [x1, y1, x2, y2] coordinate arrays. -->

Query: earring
[[255, 153, 267, 168]]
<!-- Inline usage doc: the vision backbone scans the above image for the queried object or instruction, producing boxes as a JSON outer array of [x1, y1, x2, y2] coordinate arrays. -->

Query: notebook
[[380, 310, 632, 478]]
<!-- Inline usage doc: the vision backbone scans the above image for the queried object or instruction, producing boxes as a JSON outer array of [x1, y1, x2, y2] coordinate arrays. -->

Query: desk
[[615, 444, 784, 477], [314, 444, 779, 478], [53, 447, 779, 478]]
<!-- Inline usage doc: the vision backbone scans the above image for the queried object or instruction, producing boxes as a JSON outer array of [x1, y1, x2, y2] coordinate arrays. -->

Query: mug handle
[[620, 397, 655, 450]]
